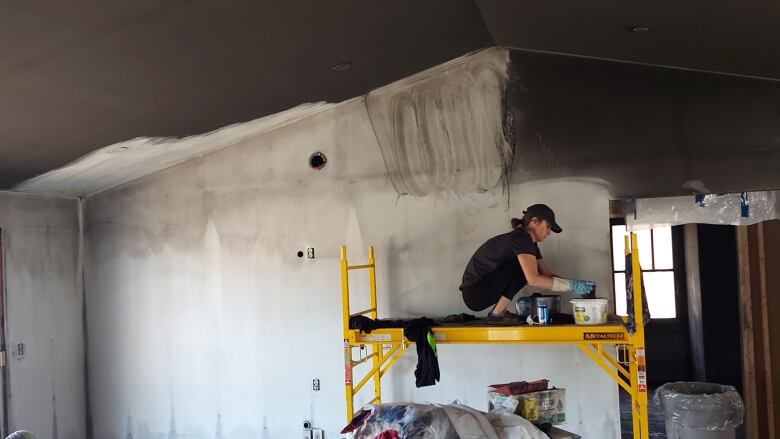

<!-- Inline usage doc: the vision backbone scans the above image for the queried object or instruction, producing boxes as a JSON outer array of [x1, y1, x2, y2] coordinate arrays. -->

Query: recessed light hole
[[630, 26, 652, 35], [309, 152, 327, 170], [331, 62, 353, 72]]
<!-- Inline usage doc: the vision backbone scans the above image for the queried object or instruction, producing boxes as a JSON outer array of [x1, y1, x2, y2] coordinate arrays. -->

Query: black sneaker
[[486, 311, 523, 324]]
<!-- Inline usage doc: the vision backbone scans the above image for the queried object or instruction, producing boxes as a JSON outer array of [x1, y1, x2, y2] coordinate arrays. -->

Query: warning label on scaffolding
[[344, 344, 353, 386], [345, 364, 352, 386], [583, 332, 625, 340], [637, 367, 647, 391], [636, 347, 648, 391], [361, 334, 391, 342], [636, 348, 646, 366], [638, 370, 647, 392]]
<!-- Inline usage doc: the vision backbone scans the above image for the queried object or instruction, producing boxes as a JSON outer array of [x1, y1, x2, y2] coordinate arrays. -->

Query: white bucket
[[570, 298, 608, 325]]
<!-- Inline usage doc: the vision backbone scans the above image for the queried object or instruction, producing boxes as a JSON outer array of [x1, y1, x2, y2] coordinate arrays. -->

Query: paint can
[[537, 304, 549, 325], [570, 298, 608, 325], [531, 294, 561, 314]]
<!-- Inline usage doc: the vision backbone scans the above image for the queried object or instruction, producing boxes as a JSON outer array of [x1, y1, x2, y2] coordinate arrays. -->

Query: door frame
[[0, 228, 9, 436]]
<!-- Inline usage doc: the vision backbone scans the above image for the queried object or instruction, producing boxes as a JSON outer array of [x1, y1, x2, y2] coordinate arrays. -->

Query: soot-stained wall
[[76, 47, 780, 439], [83, 94, 619, 438], [506, 50, 780, 198]]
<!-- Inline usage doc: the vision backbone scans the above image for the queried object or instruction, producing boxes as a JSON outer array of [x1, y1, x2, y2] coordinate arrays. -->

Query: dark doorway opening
[[613, 223, 744, 438]]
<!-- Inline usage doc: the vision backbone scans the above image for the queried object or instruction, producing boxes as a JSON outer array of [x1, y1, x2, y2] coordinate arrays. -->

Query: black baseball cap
[[523, 204, 563, 233]]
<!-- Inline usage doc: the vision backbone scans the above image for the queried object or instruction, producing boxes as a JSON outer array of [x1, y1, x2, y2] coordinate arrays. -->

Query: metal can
[[537, 304, 549, 324]]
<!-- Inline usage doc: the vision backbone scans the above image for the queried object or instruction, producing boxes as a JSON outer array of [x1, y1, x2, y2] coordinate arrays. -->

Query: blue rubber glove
[[571, 279, 596, 295]]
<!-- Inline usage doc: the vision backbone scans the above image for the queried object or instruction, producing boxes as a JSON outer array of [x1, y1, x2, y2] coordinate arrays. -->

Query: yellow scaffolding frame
[[340, 233, 649, 438]]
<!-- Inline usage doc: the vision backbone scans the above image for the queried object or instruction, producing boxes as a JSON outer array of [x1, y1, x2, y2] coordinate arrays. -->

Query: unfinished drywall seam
[[78, 199, 94, 439], [365, 47, 514, 198], [507, 46, 780, 84]]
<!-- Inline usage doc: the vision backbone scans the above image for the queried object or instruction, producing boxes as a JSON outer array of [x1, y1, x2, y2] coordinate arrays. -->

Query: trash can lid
[[654, 382, 745, 430]]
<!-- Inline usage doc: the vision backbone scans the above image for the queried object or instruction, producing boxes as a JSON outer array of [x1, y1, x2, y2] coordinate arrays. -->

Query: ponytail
[[511, 212, 534, 230]]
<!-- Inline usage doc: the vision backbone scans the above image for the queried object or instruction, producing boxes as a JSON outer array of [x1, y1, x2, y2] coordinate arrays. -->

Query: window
[[611, 224, 677, 318]]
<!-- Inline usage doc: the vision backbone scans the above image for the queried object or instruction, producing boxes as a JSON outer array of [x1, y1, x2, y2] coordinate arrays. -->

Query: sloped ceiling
[[4, 0, 780, 193]]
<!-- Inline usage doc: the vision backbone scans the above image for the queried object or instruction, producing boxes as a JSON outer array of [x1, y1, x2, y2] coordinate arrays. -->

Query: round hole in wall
[[297, 251, 304, 258], [309, 152, 327, 170]]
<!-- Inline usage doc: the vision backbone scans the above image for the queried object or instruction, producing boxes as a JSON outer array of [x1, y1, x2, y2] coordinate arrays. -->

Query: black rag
[[349, 316, 406, 333], [625, 252, 651, 334], [403, 317, 440, 387], [349, 316, 441, 387], [439, 313, 477, 324]]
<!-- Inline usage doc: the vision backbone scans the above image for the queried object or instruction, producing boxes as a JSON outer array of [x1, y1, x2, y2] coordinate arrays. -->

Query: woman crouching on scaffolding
[[459, 204, 596, 323]]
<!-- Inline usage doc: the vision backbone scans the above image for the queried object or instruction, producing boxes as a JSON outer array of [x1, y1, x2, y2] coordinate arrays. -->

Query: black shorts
[[461, 258, 527, 311]]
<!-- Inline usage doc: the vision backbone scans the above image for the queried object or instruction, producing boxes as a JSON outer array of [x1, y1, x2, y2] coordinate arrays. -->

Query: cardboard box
[[547, 426, 581, 439], [488, 388, 566, 425]]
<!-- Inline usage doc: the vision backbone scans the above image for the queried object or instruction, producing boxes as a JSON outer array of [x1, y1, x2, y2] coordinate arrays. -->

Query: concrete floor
[[619, 387, 667, 439]]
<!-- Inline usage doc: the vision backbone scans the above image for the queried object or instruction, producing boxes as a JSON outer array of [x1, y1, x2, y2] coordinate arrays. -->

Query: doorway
[[611, 222, 692, 438], [612, 223, 744, 438]]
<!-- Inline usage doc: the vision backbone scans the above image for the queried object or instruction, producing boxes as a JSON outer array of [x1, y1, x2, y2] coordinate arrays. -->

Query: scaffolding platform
[[340, 234, 650, 438]]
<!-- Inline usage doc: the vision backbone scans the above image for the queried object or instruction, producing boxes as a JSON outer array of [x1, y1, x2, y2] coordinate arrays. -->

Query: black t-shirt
[[460, 228, 542, 289]]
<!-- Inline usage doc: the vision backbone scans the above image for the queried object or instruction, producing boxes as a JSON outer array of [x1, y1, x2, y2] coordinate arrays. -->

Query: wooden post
[[758, 223, 776, 439], [737, 226, 759, 439]]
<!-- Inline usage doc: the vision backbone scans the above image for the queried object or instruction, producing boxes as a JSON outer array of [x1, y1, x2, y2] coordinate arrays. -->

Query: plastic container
[[654, 382, 744, 438], [570, 298, 608, 325], [516, 297, 532, 319]]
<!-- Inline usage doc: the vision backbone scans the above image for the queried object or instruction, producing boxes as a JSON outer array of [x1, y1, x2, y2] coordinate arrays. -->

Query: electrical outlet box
[[307, 247, 315, 259], [313, 378, 320, 391], [312, 429, 323, 439], [303, 430, 312, 439]]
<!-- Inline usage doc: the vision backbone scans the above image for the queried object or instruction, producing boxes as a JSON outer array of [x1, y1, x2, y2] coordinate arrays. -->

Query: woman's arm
[[518, 254, 596, 294], [537, 259, 556, 277], [518, 254, 554, 289]]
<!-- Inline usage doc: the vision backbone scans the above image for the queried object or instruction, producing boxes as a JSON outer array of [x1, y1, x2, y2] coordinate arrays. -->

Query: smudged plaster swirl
[[366, 47, 513, 197]]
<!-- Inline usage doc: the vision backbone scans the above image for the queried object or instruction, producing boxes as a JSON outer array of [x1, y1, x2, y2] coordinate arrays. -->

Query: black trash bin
[[654, 382, 744, 439]]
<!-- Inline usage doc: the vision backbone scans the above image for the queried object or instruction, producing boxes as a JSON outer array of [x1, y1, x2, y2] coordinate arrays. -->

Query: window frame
[[609, 219, 688, 325]]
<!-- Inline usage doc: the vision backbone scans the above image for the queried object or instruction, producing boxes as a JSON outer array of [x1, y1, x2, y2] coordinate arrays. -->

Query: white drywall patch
[[13, 102, 336, 197], [366, 47, 513, 197]]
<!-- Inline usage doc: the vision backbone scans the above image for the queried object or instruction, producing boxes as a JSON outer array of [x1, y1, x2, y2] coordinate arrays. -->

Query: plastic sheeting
[[343, 402, 549, 439], [626, 191, 780, 230], [654, 382, 745, 431]]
